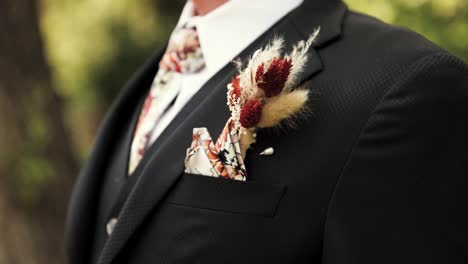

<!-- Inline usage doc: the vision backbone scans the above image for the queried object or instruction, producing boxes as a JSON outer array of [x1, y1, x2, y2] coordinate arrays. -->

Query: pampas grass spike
[[257, 89, 309, 128], [284, 28, 320, 90]]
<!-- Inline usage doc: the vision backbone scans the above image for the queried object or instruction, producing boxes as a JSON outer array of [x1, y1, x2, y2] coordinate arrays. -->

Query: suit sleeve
[[322, 52, 468, 264]]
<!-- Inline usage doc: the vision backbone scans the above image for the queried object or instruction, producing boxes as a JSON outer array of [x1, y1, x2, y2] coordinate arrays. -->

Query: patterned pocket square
[[184, 119, 247, 181]]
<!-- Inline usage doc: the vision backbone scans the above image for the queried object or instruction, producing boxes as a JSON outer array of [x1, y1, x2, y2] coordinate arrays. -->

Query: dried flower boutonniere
[[185, 29, 320, 181]]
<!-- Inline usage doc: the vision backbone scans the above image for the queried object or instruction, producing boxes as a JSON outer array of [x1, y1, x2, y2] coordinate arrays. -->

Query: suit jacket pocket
[[165, 173, 286, 217]]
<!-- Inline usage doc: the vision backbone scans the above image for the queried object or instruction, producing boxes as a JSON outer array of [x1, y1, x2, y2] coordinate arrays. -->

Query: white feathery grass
[[284, 27, 320, 90], [233, 58, 243, 73]]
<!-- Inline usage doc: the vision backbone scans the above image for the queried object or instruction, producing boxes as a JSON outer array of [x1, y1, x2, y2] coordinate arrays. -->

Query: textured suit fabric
[[65, 0, 468, 263], [91, 93, 145, 263]]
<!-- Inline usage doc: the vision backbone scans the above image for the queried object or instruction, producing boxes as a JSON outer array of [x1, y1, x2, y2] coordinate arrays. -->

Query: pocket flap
[[165, 173, 287, 217]]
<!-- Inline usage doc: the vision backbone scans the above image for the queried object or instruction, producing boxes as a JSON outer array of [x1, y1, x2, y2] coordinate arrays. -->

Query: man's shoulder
[[311, 8, 467, 121], [319, 9, 466, 86], [337, 10, 451, 65]]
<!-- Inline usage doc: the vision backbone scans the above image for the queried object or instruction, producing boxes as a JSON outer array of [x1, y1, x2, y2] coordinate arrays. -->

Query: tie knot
[[159, 23, 205, 73]]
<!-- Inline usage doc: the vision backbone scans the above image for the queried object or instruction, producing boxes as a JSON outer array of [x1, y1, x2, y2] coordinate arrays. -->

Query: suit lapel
[[97, 2, 347, 263], [64, 44, 167, 264]]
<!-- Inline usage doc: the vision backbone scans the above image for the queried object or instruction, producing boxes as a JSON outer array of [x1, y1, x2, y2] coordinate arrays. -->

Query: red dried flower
[[231, 75, 242, 99], [255, 63, 265, 83], [255, 57, 292, 97], [240, 99, 263, 128], [228, 75, 242, 107]]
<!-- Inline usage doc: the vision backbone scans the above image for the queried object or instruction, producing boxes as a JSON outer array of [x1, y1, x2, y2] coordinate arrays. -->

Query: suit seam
[[320, 50, 452, 246]]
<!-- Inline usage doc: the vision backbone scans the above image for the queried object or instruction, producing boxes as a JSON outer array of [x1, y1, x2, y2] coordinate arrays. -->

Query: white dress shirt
[[149, 0, 303, 144]]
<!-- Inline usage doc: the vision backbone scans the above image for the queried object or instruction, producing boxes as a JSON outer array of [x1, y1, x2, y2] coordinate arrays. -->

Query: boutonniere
[[185, 30, 320, 181]]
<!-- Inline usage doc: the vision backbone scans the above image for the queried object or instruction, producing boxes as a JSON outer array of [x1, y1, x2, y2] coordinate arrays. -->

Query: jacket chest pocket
[[165, 173, 287, 217]]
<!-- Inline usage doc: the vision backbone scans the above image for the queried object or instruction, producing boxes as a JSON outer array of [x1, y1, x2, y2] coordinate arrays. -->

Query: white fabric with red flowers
[[185, 119, 247, 181], [128, 23, 205, 175]]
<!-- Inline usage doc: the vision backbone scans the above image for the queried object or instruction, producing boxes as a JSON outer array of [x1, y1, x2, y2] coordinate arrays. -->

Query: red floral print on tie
[[128, 24, 205, 175]]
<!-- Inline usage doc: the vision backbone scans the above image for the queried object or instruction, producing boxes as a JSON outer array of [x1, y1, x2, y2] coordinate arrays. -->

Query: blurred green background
[[0, 0, 466, 263]]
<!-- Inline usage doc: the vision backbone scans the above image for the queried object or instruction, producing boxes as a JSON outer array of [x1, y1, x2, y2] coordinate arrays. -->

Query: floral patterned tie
[[128, 23, 205, 175]]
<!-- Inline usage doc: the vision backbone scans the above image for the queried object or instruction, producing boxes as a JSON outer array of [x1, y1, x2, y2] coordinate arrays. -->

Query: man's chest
[[92, 73, 367, 263]]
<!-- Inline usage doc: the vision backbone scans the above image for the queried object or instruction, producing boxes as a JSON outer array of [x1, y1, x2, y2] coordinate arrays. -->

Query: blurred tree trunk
[[0, 0, 79, 263]]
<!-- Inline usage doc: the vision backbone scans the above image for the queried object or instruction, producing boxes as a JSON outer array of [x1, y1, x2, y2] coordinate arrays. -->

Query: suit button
[[106, 218, 118, 236]]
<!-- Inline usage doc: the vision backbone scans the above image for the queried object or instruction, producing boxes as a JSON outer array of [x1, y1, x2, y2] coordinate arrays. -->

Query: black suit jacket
[[65, 0, 468, 263]]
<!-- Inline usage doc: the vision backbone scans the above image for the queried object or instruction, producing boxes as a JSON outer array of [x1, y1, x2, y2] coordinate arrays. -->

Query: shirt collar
[[175, 0, 303, 75]]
